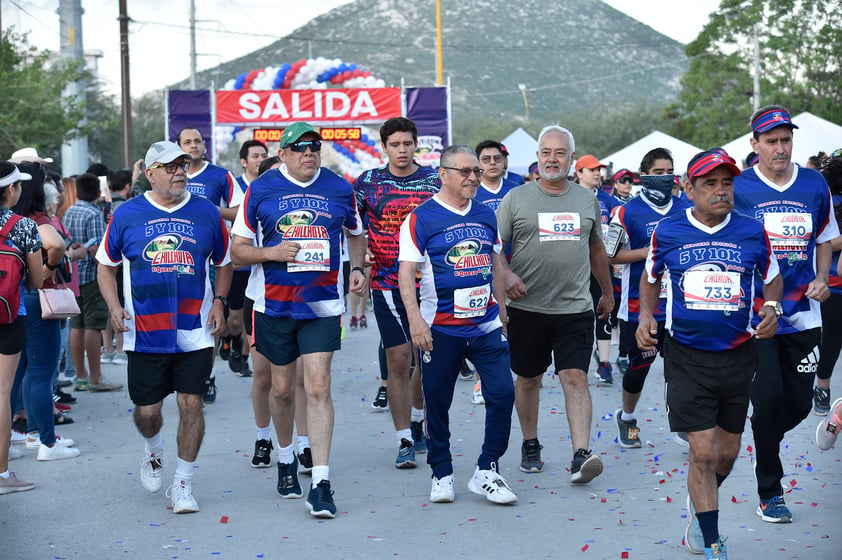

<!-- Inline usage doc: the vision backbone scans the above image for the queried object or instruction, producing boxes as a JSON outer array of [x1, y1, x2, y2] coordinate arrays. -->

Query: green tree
[[0, 29, 89, 162], [664, 0, 842, 148]]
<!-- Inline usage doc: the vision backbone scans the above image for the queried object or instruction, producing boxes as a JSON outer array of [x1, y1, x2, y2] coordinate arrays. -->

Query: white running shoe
[[166, 480, 199, 514], [140, 453, 164, 492], [467, 464, 517, 504], [37, 443, 80, 461], [430, 474, 455, 503], [471, 383, 485, 405], [10, 430, 27, 444], [816, 397, 842, 450], [27, 434, 74, 449]]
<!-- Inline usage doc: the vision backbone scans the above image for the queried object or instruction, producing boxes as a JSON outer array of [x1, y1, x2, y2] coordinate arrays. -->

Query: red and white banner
[[215, 88, 402, 125]]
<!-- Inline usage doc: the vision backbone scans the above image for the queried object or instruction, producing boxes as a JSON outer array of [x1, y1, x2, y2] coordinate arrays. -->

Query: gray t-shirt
[[497, 180, 601, 314]]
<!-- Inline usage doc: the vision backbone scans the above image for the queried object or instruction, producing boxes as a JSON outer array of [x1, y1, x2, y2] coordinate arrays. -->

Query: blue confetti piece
[[149, 523, 160, 527], [607, 488, 617, 493], [653, 455, 659, 462], [257, 555, 265, 558], [806, 465, 813, 472], [212, 553, 221, 555]]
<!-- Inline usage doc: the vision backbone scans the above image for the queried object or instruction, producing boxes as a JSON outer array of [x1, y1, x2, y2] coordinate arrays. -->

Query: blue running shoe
[[411, 421, 427, 454], [276, 456, 303, 498], [594, 362, 613, 384], [306, 480, 336, 518], [704, 538, 728, 559], [685, 494, 704, 554], [756, 495, 792, 523], [395, 438, 416, 469]]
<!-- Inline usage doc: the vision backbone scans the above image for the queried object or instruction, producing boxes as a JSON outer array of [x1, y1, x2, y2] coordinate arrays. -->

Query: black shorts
[[228, 270, 250, 310], [0, 315, 27, 355], [620, 319, 666, 369], [343, 261, 350, 297], [253, 312, 341, 366], [663, 334, 756, 434], [127, 348, 214, 406], [244, 296, 254, 337], [507, 307, 594, 378], [372, 288, 413, 349]]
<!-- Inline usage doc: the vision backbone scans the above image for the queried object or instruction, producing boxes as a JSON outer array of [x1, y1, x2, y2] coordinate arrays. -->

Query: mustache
[[772, 154, 789, 161], [710, 195, 732, 204]]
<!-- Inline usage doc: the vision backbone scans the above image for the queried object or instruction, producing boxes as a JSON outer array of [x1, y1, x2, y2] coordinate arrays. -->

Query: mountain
[[180, 0, 688, 148]]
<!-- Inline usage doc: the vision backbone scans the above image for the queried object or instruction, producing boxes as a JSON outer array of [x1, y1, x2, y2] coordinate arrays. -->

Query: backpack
[[0, 214, 25, 324]]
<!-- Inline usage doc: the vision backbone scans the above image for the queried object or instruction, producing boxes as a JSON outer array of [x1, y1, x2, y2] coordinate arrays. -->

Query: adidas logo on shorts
[[797, 345, 820, 374]]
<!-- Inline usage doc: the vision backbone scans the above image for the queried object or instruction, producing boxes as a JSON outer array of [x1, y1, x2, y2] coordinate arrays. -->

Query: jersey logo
[[144, 235, 196, 274], [447, 239, 491, 278], [276, 210, 316, 234]]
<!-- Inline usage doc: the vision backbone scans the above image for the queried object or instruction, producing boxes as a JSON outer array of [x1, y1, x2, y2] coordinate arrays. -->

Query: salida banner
[[215, 88, 402, 125]]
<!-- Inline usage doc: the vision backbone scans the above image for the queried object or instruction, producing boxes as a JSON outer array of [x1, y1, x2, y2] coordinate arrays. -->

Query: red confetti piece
[[468, 518, 477, 521], [811, 502, 818, 507], [601, 498, 607, 503], [659, 479, 666, 484], [666, 496, 672, 503], [220, 516, 229, 523], [581, 544, 589, 552], [731, 495, 737, 503], [790, 478, 797, 487], [747, 445, 753, 453], [622, 553, 629, 559]]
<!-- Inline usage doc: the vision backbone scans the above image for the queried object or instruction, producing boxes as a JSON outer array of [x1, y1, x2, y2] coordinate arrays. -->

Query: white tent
[[601, 130, 702, 174], [722, 112, 842, 167], [501, 128, 538, 175]]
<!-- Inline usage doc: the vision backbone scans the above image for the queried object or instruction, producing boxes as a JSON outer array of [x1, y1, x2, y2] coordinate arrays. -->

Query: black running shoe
[[371, 386, 388, 410], [570, 448, 603, 483], [306, 480, 336, 518], [203, 375, 217, 404], [218, 337, 231, 361], [277, 457, 303, 498], [298, 447, 313, 475], [814, 386, 831, 416], [251, 439, 273, 468], [520, 439, 543, 473]]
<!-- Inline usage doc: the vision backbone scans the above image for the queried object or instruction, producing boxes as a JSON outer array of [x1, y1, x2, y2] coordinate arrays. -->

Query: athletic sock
[[297, 435, 310, 451], [311, 465, 329, 487], [145, 432, 164, 457], [696, 510, 719, 548], [174, 458, 194, 483], [396, 428, 412, 447], [256, 424, 271, 442], [278, 443, 295, 465], [411, 407, 424, 423], [621, 410, 636, 422], [715, 473, 727, 487]]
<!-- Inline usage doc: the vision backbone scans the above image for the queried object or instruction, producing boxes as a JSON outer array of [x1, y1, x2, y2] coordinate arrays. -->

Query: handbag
[[39, 284, 80, 320]]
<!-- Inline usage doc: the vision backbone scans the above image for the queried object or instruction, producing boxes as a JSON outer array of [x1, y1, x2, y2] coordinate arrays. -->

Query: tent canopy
[[501, 128, 538, 175], [722, 112, 842, 167], [601, 130, 702, 174]]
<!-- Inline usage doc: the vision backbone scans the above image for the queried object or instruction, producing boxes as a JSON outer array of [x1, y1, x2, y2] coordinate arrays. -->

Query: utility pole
[[119, 0, 132, 167], [58, 0, 88, 175], [435, 0, 443, 85], [189, 0, 197, 89], [752, 23, 760, 111]]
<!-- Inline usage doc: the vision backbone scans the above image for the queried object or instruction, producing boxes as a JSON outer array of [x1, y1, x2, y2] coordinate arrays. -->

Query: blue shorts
[[372, 288, 414, 349], [253, 312, 340, 366]]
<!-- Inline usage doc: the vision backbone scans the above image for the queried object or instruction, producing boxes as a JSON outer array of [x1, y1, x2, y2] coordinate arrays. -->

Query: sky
[[2, 0, 721, 97]]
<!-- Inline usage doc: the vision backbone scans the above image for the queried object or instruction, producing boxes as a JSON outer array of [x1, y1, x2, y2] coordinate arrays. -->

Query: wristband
[[351, 266, 365, 275], [46, 262, 59, 270], [214, 295, 227, 306]]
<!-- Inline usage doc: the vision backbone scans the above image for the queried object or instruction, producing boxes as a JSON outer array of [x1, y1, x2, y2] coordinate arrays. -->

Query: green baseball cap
[[280, 122, 320, 147]]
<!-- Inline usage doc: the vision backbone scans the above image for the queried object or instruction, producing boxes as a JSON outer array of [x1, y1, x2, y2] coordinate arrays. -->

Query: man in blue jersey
[[575, 154, 618, 384], [97, 141, 233, 515], [399, 145, 516, 505], [231, 122, 367, 519], [475, 140, 520, 212], [732, 106, 840, 523], [177, 127, 239, 403], [226, 139, 268, 377], [354, 117, 440, 469], [609, 153, 690, 449], [639, 148, 782, 559]]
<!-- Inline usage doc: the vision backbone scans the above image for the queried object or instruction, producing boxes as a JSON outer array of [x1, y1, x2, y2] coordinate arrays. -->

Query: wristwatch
[[763, 300, 783, 318], [214, 295, 228, 306]]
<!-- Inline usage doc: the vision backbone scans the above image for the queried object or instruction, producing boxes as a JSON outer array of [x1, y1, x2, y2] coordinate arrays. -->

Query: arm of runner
[[635, 273, 661, 352], [492, 251, 508, 337], [805, 240, 831, 302], [230, 234, 300, 266], [755, 273, 783, 340], [219, 205, 239, 222], [399, 260, 432, 352], [495, 244, 527, 300], [589, 238, 614, 319], [208, 262, 233, 336], [610, 246, 649, 264], [97, 263, 130, 333], [347, 229, 368, 297]]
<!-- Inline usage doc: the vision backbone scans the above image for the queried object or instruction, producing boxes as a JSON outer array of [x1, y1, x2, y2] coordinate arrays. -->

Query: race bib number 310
[[538, 212, 581, 242], [683, 270, 740, 311], [764, 212, 812, 251]]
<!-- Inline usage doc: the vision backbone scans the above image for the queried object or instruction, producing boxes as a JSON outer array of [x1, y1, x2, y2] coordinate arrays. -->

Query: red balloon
[[330, 75, 342, 84], [352, 69, 362, 78], [282, 77, 292, 88], [362, 71, 371, 78], [342, 70, 352, 80]]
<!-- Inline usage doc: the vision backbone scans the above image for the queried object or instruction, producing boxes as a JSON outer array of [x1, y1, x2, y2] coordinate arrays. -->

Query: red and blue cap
[[613, 168, 634, 182], [687, 148, 741, 180], [744, 151, 759, 168], [751, 108, 799, 134]]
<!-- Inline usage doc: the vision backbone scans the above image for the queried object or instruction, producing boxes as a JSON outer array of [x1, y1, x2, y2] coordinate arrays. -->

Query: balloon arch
[[215, 57, 389, 182]]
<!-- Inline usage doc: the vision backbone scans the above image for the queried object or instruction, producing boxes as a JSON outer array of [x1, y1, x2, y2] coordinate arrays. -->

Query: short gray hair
[[439, 144, 477, 168], [44, 182, 59, 208], [537, 125, 575, 153]]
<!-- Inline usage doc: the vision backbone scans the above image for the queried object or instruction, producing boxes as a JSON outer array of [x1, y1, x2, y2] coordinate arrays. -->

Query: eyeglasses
[[285, 140, 322, 153], [442, 167, 484, 178], [480, 155, 503, 164], [616, 177, 633, 184], [149, 161, 189, 174]]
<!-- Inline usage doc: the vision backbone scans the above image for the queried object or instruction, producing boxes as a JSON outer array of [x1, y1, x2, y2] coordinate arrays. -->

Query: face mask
[[640, 174, 674, 207]]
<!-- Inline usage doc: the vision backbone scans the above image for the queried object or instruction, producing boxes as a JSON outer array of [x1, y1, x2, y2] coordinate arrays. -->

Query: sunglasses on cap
[[285, 140, 322, 153]]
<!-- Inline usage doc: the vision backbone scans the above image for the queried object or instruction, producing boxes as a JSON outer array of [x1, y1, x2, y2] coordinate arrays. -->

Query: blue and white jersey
[[97, 193, 231, 354], [474, 179, 520, 213], [645, 208, 779, 352], [734, 165, 839, 333], [613, 195, 690, 322], [186, 161, 237, 208], [595, 188, 619, 238], [231, 165, 363, 320], [399, 196, 502, 338]]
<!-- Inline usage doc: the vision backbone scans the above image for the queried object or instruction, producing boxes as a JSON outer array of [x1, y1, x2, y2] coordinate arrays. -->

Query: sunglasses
[[149, 161, 189, 174], [285, 140, 322, 153], [480, 155, 503, 164], [616, 177, 633, 184], [442, 167, 484, 178]]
